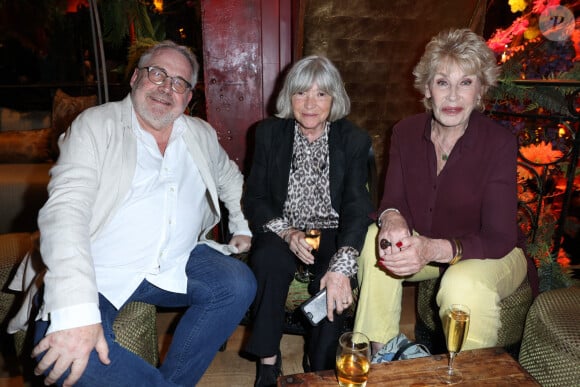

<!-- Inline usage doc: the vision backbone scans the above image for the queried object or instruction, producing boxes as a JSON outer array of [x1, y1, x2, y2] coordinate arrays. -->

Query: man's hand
[[229, 235, 252, 253], [31, 323, 110, 387], [320, 272, 353, 322]]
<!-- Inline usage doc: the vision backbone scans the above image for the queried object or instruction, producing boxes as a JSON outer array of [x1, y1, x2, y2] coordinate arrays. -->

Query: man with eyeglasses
[[29, 40, 257, 386]]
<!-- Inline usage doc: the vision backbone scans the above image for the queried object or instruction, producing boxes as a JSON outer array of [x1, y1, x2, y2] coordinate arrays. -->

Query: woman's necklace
[[438, 141, 453, 161], [432, 131, 455, 162]]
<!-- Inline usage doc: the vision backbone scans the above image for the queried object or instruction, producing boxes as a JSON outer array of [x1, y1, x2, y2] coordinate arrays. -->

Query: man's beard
[[134, 93, 180, 130]]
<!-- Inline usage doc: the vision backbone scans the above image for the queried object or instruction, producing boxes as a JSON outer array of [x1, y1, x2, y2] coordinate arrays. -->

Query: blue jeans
[[34, 244, 257, 386]]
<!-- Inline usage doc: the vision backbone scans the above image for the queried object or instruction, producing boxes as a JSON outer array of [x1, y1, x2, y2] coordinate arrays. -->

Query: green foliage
[[490, 75, 580, 116], [97, 0, 170, 80], [537, 260, 577, 293], [100, 0, 165, 48], [133, 1, 165, 42], [100, 0, 130, 48], [489, 36, 580, 117], [558, 60, 580, 80], [125, 37, 159, 79], [527, 210, 578, 293]]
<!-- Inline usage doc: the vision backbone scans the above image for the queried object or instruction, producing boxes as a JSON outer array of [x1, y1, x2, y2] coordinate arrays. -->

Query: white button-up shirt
[[48, 114, 208, 333]]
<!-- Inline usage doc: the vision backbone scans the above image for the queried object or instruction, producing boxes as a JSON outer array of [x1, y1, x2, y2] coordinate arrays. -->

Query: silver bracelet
[[377, 208, 400, 227]]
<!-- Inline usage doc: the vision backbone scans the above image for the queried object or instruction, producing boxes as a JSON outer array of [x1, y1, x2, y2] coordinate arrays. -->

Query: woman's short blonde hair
[[276, 55, 351, 122], [413, 28, 500, 111]]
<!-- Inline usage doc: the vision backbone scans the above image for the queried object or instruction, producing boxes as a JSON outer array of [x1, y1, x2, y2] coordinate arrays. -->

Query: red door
[[201, 0, 295, 172]]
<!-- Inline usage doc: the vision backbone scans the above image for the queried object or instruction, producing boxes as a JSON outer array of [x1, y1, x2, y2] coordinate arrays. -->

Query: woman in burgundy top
[[353, 28, 535, 355]]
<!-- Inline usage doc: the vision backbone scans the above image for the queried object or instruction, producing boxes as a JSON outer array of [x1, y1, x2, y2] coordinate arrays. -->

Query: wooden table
[[278, 347, 539, 386]]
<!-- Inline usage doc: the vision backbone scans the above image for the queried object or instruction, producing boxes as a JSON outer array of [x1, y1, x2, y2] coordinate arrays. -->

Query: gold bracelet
[[449, 239, 463, 265]]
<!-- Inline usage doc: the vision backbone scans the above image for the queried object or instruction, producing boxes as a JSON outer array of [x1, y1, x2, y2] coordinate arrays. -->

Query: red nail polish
[[396, 241, 403, 248]]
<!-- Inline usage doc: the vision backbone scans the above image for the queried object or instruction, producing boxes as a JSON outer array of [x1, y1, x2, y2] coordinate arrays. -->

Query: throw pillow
[[51, 89, 97, 156], [0, 128, 53, 163]]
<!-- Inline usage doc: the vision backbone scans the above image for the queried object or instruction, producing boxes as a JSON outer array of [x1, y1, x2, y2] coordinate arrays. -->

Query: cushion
[[0, 128, 53, 163], [0, 108, 51, 132], [519, 286, 580, 386], [51, 89, 97, 156]]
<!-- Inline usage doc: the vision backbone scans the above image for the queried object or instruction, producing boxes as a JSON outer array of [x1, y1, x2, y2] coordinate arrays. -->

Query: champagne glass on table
[[336, 331, 371, 387], [295, 221, 321, 283], [438, 304, 471, 384]]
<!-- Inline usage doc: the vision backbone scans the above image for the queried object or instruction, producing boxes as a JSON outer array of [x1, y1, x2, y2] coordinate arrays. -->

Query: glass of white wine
[[295, 221, 321, 283], [438, 304, 471, 384], [336, 331, 371, 387]]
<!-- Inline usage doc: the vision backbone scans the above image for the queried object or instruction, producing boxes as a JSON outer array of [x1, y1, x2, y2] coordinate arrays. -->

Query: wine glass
[[294, 222, 320, 283], [336, 331, 371, 387], [438, 304, 471, 384]]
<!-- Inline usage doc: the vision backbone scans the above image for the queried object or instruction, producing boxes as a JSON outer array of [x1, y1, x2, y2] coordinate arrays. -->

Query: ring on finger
[[380, 239, 392, 249]]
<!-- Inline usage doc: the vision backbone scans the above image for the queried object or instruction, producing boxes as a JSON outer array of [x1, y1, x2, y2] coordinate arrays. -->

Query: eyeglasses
[[139, 66, 192, 94]]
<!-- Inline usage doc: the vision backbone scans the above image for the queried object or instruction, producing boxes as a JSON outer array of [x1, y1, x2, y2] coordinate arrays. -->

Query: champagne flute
[[336, 331, 371, 387], [295, 222, 320, 283], [438, 304, 471, 384]]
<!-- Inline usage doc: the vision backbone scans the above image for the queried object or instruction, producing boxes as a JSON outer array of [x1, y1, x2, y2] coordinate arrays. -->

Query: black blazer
[[243, 117, 373, 252]]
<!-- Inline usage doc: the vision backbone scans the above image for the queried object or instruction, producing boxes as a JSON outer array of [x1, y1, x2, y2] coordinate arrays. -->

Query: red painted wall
[[201, 0, 293, 171]]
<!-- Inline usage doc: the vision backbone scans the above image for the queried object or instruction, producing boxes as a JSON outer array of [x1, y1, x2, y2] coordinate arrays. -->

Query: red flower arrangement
[[487, 1, 580, 290], [488, 0, 580, 62]]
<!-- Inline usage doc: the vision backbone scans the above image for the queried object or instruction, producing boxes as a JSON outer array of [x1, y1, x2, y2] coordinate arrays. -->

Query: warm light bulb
[[153, 0, 163, 12], [558, 125, 566, 138]]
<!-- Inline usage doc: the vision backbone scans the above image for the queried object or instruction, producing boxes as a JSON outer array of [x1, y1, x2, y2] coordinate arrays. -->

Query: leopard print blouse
[[266, 122, 359, 277]]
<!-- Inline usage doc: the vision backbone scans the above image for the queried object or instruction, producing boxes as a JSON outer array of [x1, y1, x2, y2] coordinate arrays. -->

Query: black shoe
[[254, 351, 282, 387], [302, 352, 311, 373]]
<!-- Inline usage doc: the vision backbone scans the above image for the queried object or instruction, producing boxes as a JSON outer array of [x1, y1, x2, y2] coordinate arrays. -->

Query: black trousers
[[244, 229, 353, 371]]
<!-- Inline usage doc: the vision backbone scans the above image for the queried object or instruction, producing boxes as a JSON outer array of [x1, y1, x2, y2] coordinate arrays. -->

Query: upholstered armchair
[[0, 232, 159, 375]]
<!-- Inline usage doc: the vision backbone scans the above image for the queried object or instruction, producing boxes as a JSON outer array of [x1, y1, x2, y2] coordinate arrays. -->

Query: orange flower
[[556, 249, 571, 268], [517, 164, 534, 181], [519, 142, 564, 164], [572, 24, 580, 62]]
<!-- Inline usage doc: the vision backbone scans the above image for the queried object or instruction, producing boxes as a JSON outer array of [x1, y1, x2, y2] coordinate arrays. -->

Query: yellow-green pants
[[354, 224, 527, 350]]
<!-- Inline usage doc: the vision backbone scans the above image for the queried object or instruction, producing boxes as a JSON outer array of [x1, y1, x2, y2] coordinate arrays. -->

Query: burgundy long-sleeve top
[[380, 111, 536, 289]]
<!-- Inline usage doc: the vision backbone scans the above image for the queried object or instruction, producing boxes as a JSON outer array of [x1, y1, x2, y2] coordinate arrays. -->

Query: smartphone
[[300, 288, 329, 326]]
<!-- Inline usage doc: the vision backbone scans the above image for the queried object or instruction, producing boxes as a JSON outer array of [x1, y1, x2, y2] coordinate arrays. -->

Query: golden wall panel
[[303, 0, 486, 180]]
